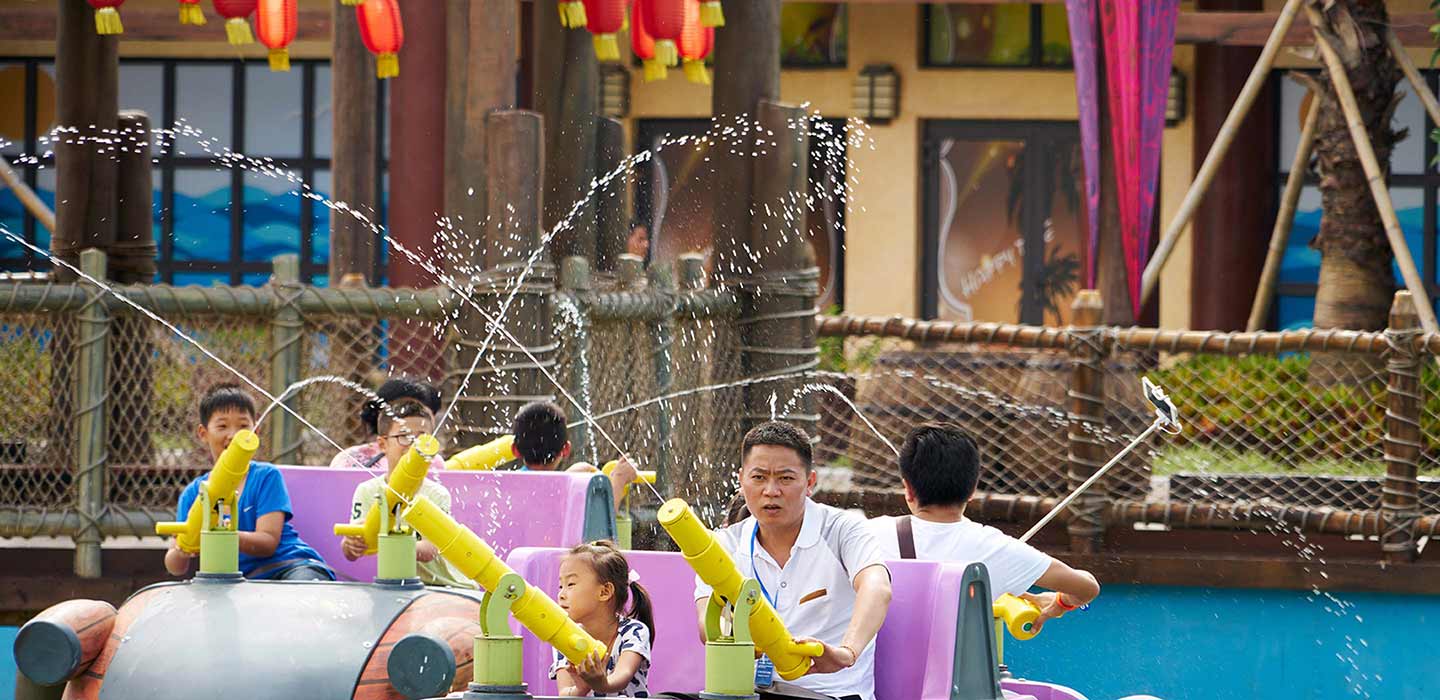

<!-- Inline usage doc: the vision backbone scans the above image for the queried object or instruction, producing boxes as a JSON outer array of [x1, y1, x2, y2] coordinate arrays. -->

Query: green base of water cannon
[[473, 635, 526, 690], [377, 531, 419, 582], [198, 529, 240, 576], [702, 641, 759, 700], [461, 683, 530, 700], [616, 513, 634, 551]]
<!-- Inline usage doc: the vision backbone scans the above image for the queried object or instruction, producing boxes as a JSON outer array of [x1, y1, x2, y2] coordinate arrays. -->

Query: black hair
[[567, 540, 655, 643], [512, 401, 568, 466], [741, 421, 813, 471], [198, 383, 257, 424], [376, 400, 434, 437], [898, 423, 981, 507], [361, 377, 442, 436]]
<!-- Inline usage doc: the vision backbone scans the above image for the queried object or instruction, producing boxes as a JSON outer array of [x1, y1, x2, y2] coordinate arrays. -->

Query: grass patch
[[1153, 445, 1387, 478]]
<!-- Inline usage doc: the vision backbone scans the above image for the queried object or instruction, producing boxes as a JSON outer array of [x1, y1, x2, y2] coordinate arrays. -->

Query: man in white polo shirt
[[694, 421, 892, 700]]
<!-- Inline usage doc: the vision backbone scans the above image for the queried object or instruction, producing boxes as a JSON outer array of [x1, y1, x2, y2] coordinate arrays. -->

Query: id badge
[[755, 653, 775, 688]]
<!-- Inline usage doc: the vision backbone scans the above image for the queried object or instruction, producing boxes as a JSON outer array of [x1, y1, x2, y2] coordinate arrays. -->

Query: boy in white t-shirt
[[868, 423, 1098, 632]]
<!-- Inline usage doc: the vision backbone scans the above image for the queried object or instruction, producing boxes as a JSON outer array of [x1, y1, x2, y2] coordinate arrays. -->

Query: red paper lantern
[[558, 1, 587, 29], [357, 0, 404, 80], [678, 0, 712, 85], [584, 0, 627, 62], [256, 0, 296, 72], [629, 0, 665, 82], [178, 0, 206, 26], [699, 0, 723, 28], [640, 0, 683, 68], [88, 0, 125, 35], [212, 0, 256, 45]]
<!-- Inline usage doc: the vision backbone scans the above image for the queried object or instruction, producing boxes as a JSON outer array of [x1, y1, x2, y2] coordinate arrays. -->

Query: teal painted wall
[[1005, 585, 1439, 700]]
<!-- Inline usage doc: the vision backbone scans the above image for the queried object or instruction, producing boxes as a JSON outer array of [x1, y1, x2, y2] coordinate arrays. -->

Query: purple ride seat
[[502, 549, 1080, 700], [278, 466, 614, 583]]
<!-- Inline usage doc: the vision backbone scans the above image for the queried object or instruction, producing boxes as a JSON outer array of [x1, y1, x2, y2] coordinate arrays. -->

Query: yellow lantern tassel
[[653, 39, 678, 67], [592, 34, 620, 62], [268, 48, 290, 72], [700, 1, 724, 27], [559, 1, 587, 28], [376, 52, 399, 79], [683, 59, 709, 85], [642, 58, 667, 82], [339, 0, 362, 5], [621, 14, 628, 32], [224, 17, 253, 45], [94, 7, 124, 35], [179, 3, 206, 25]]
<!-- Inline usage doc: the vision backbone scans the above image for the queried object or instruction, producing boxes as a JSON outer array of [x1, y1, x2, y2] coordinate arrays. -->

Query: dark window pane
[[1038, 3, 1071, 66], [926, 4, 1033, 67], [1276, 294, 1315, 331], [174, 63, 233, 154], [311, 168, 331, 265], [118, 62, 165, 134], [172, 271, 227, 287], [0, 61, 24, 155], [314, 64, 332, 159], [245, 63, 303, 158], [780, 3, 847, 67]]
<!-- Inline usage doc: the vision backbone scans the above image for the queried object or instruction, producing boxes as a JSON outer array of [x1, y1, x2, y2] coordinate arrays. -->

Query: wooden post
[[741, 101, 818, 439], [533, 6, 599, 261], [73, 249, 110, 578], [443, 0, 518, 248], [1247, 90, 1319, 332], [650, 263, 676, 487], [330, 0, 378, 283], [1307, 4, 1440, 336], [449, 111, 553, 448], [1140, 0, 1304, 308], [560, 255, 593, 462], [269, 255, 304, 463], [54, 0, 119, 278], [710, 0, 781, 279], [1382, 291, 1422, 563], [595, 117, 630, 273], [1066, 290, 1108, 554], [109, 110, 157, 468]]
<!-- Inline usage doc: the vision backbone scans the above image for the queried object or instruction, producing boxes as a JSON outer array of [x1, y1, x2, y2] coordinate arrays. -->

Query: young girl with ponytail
[[552, 540, 656, 697]]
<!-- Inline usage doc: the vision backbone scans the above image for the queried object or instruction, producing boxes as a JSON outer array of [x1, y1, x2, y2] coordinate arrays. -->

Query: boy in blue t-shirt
[[163, 383, 334, 581]]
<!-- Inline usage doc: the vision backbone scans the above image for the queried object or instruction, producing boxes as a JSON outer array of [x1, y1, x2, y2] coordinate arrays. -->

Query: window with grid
[[0, 58, 388, 286], [1270, 70, 1435, 330], [921, 3, 1072, 68]]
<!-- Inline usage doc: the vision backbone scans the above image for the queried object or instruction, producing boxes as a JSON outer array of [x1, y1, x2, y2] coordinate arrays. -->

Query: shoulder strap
[[896, 515, 917, 560]]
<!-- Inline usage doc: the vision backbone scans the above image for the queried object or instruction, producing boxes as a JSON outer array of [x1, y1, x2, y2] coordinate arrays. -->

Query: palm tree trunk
[[1309, 0, 1402, 331]]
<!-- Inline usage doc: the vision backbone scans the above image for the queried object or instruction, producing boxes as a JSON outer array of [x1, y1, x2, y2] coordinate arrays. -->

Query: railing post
[[1382, 290, 1422, 562], [649, 262, 676, 488], [1066, 290, 1108, 554], [269, 254, 304, 463], [560, 255, 594, 463], [74, 249, 110, 578]]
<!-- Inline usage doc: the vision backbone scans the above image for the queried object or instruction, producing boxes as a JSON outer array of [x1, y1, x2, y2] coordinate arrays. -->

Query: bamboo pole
[[1387, 28, 1440, 132], [1140, 0, 1305, 309], [1306, 4, 1440, 335], [1246, 89, 1320, 332], [73, 249, 109, 578], [0, 155, 56, 233]]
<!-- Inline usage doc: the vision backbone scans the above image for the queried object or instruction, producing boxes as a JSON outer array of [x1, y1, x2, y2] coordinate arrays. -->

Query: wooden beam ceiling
[[0, 6, 1434, 48]]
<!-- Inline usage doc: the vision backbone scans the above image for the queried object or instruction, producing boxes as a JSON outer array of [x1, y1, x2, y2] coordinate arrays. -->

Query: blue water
[[1, 626, 16, 696], [1007, 584, 1438, 700]]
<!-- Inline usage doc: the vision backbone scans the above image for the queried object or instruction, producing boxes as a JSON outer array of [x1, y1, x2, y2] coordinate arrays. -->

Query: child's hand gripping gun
[[444, 434, 515, 471], [155, 429, 259, 552], [400, 495, 608, 666], [333, 434, 440, 555], [657, 498, 824, 681]]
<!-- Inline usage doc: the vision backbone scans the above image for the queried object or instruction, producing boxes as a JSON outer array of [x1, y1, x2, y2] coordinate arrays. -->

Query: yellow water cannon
[[445, 434, 515, 471], [334, 434, 440, 555], [401, 494, 607, 666], [657, 498, 824, 681], [992, 593, 1040, 641], [155, 429, 259, 552]]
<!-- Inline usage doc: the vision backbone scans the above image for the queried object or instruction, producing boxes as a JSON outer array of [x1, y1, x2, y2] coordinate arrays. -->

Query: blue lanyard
[[748, 524, 779, 608]]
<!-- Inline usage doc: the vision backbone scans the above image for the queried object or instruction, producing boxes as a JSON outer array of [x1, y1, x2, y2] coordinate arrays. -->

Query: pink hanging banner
[[1068, 0, 1179, 315]]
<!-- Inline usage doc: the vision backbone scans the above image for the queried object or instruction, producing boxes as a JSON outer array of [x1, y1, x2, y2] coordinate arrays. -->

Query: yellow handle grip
[[155, 522, 186, 536], [601, 460, 656, 500], [333, 523, 365, 537], [796, 641, 824, 657], [993, 594, 1040, 641]]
